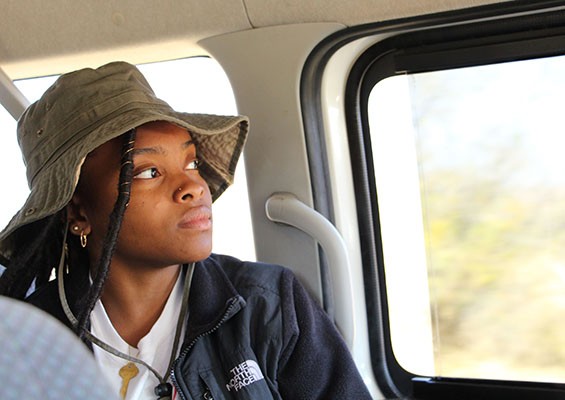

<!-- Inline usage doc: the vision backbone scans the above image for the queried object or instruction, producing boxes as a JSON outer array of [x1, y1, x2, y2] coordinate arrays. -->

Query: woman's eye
[[186, 159, 200, 171], [133, 167, 159, 180]]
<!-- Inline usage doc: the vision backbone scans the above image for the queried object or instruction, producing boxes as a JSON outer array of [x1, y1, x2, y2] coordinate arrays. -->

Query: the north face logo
[[226, 360, 265, 392]]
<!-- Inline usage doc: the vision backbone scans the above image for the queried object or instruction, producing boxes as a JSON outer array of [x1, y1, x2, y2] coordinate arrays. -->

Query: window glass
[[369, 55, 565, 382], [0, 58, 255, 261], [0, 104, 28, 233]]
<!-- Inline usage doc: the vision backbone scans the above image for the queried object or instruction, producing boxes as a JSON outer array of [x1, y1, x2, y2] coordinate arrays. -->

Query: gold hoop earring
[[80, 231, 88, 248]]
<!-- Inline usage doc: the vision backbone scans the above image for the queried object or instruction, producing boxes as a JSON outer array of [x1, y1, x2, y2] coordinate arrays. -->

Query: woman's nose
[[173, 175, 207, 202]]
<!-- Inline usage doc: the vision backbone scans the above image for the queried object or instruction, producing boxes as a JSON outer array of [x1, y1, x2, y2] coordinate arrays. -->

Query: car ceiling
[[2, 0, 505, 79]]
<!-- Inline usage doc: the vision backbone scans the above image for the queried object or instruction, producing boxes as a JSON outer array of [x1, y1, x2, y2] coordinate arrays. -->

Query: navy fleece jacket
[[27, 254, 372, 399]]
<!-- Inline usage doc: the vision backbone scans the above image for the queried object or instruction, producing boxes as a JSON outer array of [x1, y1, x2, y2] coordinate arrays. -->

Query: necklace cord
[[57, 225, 194, 388]]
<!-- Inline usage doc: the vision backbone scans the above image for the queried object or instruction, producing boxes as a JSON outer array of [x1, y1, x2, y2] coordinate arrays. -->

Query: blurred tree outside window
[[369, 54, 565, 382]]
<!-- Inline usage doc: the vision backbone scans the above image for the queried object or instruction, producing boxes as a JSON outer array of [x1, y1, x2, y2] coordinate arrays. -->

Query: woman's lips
[[178, 206, 212, 230]]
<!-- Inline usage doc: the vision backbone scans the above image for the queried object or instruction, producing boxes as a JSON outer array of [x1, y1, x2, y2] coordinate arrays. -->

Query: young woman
[[0, 61, 371, 399]]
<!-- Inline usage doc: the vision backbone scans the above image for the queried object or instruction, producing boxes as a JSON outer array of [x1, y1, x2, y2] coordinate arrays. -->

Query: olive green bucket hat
[[0, 61, 248, 260]]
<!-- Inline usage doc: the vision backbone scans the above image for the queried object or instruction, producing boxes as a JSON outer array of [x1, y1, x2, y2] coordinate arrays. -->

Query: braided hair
[[76, 128, 136, 336], [0, 129, 136, 339], [0, 212, 64, 298]]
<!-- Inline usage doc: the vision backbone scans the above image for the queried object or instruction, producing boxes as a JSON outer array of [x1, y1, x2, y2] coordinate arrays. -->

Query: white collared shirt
[[91, 273, 185, 400]]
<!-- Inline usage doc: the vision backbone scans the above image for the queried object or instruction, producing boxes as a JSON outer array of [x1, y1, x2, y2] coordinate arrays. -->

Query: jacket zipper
[[171, 297, 241, 400]]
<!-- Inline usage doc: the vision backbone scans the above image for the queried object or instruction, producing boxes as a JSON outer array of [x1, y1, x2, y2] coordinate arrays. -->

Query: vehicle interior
[[2, 0, 565, 398]]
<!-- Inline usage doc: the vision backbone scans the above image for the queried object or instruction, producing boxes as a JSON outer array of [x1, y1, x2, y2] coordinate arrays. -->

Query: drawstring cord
[[57, 223, 194, 399]]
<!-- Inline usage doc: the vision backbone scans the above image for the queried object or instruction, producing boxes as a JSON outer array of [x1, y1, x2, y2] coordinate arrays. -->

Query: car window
[[369, 54, 565, 382]]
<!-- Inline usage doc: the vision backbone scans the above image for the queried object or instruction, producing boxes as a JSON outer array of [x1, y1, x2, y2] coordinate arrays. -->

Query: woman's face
[[69, 121, 213, 270]]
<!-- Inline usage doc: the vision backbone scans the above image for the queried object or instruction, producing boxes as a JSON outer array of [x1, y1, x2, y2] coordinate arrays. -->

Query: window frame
[[352, 5, 565, 399], [301, 0, 565, 398]]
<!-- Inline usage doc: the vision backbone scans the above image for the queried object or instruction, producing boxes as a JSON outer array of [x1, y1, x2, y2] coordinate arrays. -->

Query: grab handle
[[265, 192, 355, 349], [0, 67, 29, 119]]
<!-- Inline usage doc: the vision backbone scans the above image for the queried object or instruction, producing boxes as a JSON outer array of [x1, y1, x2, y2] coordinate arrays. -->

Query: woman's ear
[[66, 194, 92, 237]]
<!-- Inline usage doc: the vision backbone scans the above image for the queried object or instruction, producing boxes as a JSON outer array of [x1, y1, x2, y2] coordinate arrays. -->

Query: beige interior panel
[[243, 0, 511, 27], [1, 0, 251, 78], [2, 0, 511, 79]]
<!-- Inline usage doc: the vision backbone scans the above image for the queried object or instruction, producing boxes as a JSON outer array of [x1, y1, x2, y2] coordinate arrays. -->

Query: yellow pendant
[[119, 362, 139, 399]]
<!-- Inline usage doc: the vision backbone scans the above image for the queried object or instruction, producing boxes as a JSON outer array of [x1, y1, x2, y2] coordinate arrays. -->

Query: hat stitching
[[23, 96, 172, 177]]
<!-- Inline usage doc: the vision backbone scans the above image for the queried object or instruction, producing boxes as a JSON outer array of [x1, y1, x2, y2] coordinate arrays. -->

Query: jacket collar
[[28, 254, 246, 344], [182, 255, 246, 343]]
